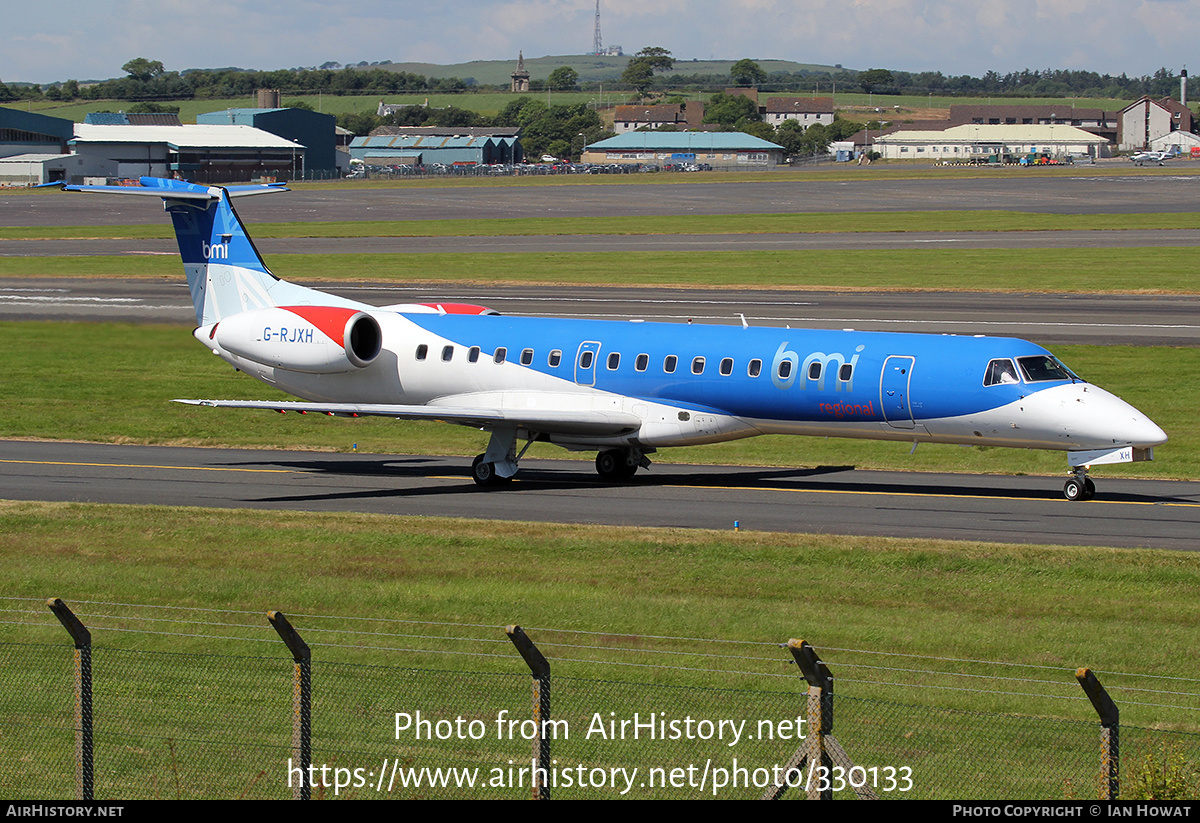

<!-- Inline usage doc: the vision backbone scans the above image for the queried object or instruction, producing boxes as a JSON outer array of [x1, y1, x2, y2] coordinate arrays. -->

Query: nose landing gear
[[1063, 468, 1096, 501]]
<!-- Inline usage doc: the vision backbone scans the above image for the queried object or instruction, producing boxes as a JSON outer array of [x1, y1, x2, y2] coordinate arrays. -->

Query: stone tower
[[511, 52, 530, 93]]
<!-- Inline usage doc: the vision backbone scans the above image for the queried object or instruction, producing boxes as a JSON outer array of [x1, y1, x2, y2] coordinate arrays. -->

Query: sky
[[5, 0, 1200, 85]]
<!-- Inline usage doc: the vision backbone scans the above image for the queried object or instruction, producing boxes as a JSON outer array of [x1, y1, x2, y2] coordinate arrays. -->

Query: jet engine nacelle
[[204, 306, 382, 374]]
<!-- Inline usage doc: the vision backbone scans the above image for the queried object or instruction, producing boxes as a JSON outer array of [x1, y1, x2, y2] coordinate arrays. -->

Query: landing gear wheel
[[472, 454, 503, 487], [1063, 477, 1095, 501], [596, 449, 638, 481]]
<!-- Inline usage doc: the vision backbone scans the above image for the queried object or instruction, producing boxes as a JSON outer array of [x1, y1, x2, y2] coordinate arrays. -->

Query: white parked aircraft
[[1129, 151, 1172, 166], [51, 177, 1167, 500]]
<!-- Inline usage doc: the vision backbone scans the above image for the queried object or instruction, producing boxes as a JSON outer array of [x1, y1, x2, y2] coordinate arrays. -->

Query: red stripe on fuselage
[[279, 305, 357, 347]]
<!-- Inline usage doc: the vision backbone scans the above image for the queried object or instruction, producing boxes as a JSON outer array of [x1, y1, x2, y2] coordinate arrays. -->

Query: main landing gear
[[471, 453, 511, 487], [1063, 467, 1096, 501], [595, 448, 650, 481], [470, 429, 652, 488]]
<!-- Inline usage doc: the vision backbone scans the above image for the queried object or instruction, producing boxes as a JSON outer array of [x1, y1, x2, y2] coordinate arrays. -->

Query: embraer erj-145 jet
[[51, 177, 1166, 501]]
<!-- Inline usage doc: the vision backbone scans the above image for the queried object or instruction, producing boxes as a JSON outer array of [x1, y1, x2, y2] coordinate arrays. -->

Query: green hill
[[371, 54, 847, 85]]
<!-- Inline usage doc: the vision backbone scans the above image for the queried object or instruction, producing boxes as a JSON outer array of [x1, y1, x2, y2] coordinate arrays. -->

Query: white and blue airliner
[[51, 177, 1167, 500]]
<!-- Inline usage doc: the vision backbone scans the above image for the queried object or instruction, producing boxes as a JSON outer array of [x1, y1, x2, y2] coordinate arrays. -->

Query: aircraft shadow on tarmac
[[214, 457, 1188, 506]]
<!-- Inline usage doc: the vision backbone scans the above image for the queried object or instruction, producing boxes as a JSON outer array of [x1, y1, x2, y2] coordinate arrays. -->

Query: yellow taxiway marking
[[8, 461, 1197, 508], [0, 459, 294, 474], [659, 482, 1200, 508]]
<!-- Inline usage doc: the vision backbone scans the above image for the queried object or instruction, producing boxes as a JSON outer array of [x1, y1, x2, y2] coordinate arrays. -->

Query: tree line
[[5, 55, 1197, 105], [346, 98, 615, 162], [0, 61, 471, 104]]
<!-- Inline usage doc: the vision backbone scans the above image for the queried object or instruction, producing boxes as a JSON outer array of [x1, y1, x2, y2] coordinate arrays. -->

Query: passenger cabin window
[[635, 353, 649, 372], [441, 345, 454, 362], [415, 344, 428, 361], [691, 356, 705, 375], [607, 352, 620, 370], [579, 350, 594, 369], [748, 359, 762, 377], [1018, 355, 1077, 383], [664, 355, 677, 374], [493, 347, 507, 364], [984, 359, 1019, 386], [807, 361, 822, 380], [468, 346, 480, 363], [719, 358, 733, 376], [839, 363, 854, 382], [548, 350, 562, 367], [777, 360, 792, 380], [520, 348, 534, 366]]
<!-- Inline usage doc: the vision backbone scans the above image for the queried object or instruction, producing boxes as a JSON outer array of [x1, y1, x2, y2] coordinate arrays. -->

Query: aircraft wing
[[174, 399, 642, 436]]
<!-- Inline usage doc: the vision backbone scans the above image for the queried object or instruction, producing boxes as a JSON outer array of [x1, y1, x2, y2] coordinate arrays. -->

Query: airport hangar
[[0, 106, 339, 185], [582, 132, 786, 169]]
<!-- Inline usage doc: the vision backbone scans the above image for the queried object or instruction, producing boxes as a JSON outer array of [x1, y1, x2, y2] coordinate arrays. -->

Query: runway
[[3, 278, 1198, 346], [3, 440, 1196, 551], [8, 170, 1200, 227]]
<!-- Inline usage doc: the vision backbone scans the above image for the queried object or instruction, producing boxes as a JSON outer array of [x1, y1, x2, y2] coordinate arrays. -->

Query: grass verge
[[7, 211, 1200, 240], [5, 501, 1197, 798], [5, 246, 1200, 293]]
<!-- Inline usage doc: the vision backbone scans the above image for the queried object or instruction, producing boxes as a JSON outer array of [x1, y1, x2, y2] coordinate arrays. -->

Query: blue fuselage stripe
[[403, 315, 1063, 422]]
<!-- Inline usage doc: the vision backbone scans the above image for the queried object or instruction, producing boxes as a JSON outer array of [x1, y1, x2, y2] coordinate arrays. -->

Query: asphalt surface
[[8, 169, 1200, 226], [3, 278, 1197, 347], [3, 440, 1196, 550]]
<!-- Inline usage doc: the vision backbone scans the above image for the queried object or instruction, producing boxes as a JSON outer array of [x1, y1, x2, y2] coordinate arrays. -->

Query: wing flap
[[175, 399, 641, 436]]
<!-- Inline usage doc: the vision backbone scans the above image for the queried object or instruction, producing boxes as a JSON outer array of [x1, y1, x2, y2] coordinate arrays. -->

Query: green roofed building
[[582, 132, 785, 169], [350, 127, 522, 167]]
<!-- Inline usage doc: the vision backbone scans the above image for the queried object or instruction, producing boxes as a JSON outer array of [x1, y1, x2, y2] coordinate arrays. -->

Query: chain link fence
[[2, 599, 1197, 800]]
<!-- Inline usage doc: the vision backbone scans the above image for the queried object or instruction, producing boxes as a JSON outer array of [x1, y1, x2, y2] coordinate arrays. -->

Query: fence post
[[47, 598, 93, 801], [1076, 667, 1119, 800], [790, 639, 834, 800], [506, 625, 550, 800], [268, 611, 311, 801]]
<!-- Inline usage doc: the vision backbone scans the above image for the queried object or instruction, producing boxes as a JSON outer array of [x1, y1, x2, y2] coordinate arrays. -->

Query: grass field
[[4, 501, 1197, 720], [2, 501, 1197, 798], [7, 210, 1200, 241], [5, 245, 1198, 294], [15, 88, 1134, 125]]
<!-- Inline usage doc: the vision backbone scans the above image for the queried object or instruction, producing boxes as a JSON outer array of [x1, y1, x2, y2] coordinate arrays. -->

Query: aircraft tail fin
[[54, 177, 295, 325]]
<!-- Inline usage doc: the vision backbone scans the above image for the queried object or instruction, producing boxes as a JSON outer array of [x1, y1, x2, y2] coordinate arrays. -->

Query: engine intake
[[207, 306, 381, 374]]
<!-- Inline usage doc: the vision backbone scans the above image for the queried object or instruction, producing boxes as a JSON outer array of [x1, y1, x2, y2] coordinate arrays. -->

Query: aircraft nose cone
[[1071, 385, 1167, 448]]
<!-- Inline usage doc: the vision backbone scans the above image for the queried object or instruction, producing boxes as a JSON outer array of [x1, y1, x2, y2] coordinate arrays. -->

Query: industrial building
[[68, 123, 306, 182], [196, 107, 338, 172], [350, 127, 523, 166], [583, 132, 785, 168], [873, 124, 1108, 161]]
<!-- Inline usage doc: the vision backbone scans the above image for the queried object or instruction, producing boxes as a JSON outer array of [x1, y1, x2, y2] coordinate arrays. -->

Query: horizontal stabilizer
[[43, 177, 288, 200]]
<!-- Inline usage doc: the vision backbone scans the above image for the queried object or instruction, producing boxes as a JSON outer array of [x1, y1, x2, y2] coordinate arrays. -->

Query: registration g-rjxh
[[50, 177, 1167, 501]]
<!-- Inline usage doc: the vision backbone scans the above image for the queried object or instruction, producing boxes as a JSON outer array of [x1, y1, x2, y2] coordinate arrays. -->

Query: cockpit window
[[984, 358, 1019, 386], [1018, 355, 1080, 383]]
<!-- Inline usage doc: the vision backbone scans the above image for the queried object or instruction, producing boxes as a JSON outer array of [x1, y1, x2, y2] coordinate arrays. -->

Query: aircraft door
[[575, 341, 601, 386], [880, 355, 916, 429]]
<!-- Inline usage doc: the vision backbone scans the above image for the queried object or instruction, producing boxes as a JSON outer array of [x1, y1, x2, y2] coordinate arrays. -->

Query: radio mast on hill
[[593, 0, 603, 56]]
